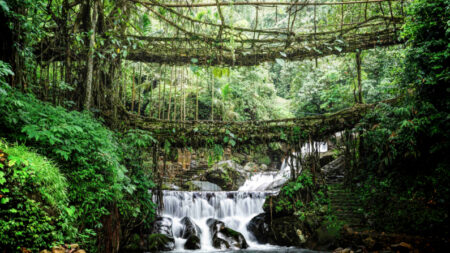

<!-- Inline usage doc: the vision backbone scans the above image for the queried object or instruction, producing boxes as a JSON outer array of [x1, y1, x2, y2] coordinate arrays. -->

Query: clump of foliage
[[349, 0, 450, 236], [0, 88, 133, 250], [0, 141, 76, 252], [265, 171, 328, 218], [119, 129, 157, 245]]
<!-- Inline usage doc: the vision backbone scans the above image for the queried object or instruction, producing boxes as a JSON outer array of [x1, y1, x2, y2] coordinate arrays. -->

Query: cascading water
[[158, 142, 328, 251], [160, 191, 276, 250]]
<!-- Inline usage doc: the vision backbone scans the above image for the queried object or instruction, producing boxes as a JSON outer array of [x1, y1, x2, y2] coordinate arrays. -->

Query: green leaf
[[0, 1, 9, 12], [191, 58, 198, 64], [275, 58, 285, 66], [1, 197, 9, 204], [0, 171, 5, 185], [229, 139, 236, 147]]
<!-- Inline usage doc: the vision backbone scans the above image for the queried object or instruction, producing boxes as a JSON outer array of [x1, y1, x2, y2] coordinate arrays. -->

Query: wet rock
[[363, 237, 376, 250], [149, 217, 175, 251], [147, 234, 175, 251], [122, 233, 144, 251], [51, 246, 64, 253], [190, 180, 222, 191], [333, 247, 353, 253], [260, 164, 270, 171], [207, 218, 248, 250], [68, 244, 79, 250], [207, 218, 226, 235], [180, 216, 201, 239], [152, 217, 174, 237], [267, 216, 309, 247], [321, 156, 345, 184], [247, 213, 270, 244], [243, 162, 259, 172], [308, 224, 338, 250], [184, 235, 201, 250], [319, 151, 335, 167], [391, 242, 413, 253], [204, 160, 246, 190]]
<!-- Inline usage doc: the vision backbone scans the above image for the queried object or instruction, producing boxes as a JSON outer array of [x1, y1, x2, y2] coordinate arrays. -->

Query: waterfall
[[158, 142, 328, 251], [159, 191, 276, 250]]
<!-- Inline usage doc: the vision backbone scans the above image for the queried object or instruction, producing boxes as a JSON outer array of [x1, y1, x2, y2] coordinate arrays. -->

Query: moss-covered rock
[[184, 235, 201, 250], [203, 160, 246, 190], [207, 218, 248, 250], [121, 233, 144, 251], [269, 216, 309, 246], [147, 233, 175, 251], [247, 213, 270, 244]]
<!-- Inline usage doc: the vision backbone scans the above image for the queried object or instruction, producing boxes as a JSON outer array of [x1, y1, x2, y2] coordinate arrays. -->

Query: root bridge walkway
[[117, 99, 396, 147]]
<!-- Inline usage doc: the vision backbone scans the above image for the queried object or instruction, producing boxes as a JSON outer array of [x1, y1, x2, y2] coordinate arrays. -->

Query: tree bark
[[131, 67, 135, 112], [83, 0, 99, 110], [356, 51, 363, 103]]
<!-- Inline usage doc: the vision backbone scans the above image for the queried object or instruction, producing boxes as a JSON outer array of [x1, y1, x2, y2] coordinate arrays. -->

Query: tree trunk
[[195, 75, 199, 121], [211, 69, 214, 121], [83, 0, 99, 110], [167, 67, 173, 120], [137, 64, 142, 115], [131, 67, 135, 112], [158, 66, 163, 119], [356, 51, 363, 103]]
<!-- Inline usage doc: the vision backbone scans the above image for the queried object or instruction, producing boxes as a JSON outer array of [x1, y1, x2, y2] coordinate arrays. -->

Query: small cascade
[[157, 142, 328, 251], [159, 191, 276, 250]]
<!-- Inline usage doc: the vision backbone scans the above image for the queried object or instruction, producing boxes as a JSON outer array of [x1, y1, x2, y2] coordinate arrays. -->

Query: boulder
[[190, 180, 222, 191], [363, 236, 376, 250], [67, 244, 79, 253], [147, 234, 175, 251], [319, 151, 335, 167], [180, 216, 201, 239], [121, 233, 143, 251], [149, 217, 175, 251], [152, 216, 174, 237], [267, 216, 309, 247], [243, 162, 259, 172], [260, 164, 269, 171], [207, 218, 226, 235], [207, 218, 248, 250], [51, 247, 64, 253], [321, 156, 345, 184], [247, 213, 270, 244], [204, 160, 246, 190], [184, 235, 201, 250], [333, 248, 352, 253], [391, 242, 413, 253]]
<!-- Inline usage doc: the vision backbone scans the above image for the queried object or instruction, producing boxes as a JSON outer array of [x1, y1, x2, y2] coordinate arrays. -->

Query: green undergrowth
[[0, 140, 76, 252], [0, 88, 156, 251]]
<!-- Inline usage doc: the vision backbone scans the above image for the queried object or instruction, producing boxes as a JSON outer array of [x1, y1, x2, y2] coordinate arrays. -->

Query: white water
[[239, 142, 328, 192], [160, 191, 276, 250], [159, 142, 328, 251]]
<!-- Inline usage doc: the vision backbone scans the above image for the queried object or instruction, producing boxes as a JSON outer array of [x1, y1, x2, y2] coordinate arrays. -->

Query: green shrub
[[0, 89, 130, 250], [0, 141, 76, 252]]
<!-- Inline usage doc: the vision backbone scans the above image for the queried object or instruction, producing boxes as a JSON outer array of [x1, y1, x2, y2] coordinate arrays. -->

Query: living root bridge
[[122, 99, 396, 148]]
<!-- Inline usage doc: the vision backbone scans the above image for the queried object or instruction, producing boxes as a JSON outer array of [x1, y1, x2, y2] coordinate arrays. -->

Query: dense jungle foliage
[[0, 0, 448, 252]]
